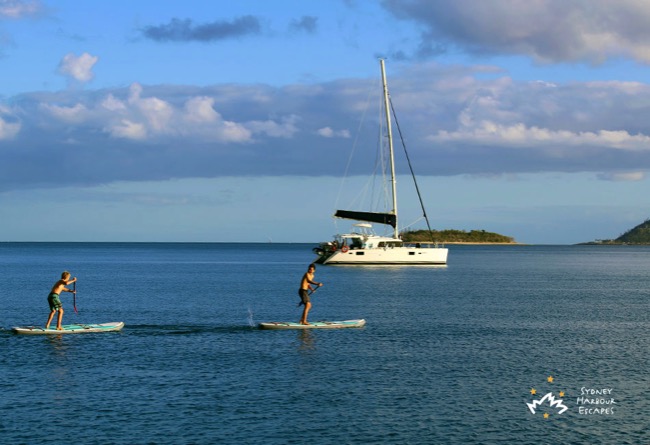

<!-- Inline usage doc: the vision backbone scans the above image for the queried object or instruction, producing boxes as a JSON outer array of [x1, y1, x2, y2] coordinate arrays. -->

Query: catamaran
[[313, 59, 448, 265]]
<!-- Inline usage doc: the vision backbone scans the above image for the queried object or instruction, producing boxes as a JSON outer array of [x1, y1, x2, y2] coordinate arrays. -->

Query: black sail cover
[[334, 210, 396, 228]]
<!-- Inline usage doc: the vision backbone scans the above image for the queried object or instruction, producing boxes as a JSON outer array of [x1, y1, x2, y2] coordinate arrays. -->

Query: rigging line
[[334, 77, 380, 216], [373, 90, 391, 214], [388, 97, 436, 243], [400, 216, 425, 233]]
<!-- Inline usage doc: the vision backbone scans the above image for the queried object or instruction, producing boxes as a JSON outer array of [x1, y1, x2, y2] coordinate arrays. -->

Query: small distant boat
[[313, 60, 448, 266]]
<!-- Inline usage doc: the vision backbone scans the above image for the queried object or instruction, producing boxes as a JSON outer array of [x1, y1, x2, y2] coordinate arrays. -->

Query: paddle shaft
[[72, 280, 78, 314]]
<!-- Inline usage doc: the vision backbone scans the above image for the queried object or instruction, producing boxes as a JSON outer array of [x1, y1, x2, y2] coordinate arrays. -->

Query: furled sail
[[334, 210, 396, 228]]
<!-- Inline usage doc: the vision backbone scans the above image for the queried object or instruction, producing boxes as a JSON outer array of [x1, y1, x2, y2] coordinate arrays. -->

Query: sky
[[2, 0, 650, 244]]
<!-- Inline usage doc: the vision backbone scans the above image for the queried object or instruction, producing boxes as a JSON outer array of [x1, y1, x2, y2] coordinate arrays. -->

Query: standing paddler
[[45, 271, 77, 330], [298, 263, 323, 325]]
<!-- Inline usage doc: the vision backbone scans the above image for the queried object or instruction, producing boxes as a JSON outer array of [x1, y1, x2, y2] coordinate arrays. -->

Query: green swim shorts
[[48, 292, 62, 311], [298, 288, 310, 306]]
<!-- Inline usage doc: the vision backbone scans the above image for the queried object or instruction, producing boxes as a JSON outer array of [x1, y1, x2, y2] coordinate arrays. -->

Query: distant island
[[402, 229, 517, 244], [581, 219, 650, 245]]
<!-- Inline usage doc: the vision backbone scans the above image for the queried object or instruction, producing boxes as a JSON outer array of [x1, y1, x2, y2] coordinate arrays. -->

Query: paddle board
[[259, 319, 366, 330], [12, 321, 125, 335]]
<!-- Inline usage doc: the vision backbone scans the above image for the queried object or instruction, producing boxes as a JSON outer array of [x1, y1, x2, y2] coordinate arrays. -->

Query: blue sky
[[2, 0, 650, 244]]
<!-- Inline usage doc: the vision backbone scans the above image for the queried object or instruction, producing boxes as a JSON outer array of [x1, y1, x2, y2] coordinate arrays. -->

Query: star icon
[[544, 413, 550, 419], [547, 376, 554, 383], [559, 391, 565, 397], [530, 388, 537, 395]]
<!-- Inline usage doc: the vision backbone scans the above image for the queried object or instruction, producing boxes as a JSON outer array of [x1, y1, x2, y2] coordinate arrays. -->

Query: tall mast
[[380, 58, 399, 239]]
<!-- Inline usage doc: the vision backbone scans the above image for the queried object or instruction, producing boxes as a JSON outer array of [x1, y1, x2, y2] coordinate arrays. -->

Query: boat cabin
[[332, 223, 404, 250]]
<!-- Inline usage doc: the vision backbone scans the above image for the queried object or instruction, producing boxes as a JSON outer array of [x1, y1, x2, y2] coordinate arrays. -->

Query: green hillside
[[614, 219, 650, 244], [582, 218, 650, 244], [402, 229, 516, 244]]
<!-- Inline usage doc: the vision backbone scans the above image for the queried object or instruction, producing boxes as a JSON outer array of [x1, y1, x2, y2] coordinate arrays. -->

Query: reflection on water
[[296, 330, 315, 352], [44, 335, 75, 404], [46, 334, 68, 357]]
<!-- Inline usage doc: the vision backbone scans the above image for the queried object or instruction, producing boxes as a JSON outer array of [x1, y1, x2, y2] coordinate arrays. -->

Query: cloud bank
[[4, 62, 650, 192], [3, 0, 650, 194], [382, 0, 650, 63]]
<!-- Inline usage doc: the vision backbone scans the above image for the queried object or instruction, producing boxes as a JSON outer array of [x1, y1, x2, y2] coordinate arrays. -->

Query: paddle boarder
[[299, 263, 323, 325], [45, 271, 77, 330]]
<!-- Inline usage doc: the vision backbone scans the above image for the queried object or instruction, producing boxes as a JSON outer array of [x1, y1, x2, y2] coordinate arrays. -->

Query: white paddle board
[[12, 321, 125, 335], [259, 319, 366, 330]]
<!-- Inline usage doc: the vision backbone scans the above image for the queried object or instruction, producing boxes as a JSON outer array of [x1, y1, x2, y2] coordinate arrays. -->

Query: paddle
[[72, 280, 78, 314]]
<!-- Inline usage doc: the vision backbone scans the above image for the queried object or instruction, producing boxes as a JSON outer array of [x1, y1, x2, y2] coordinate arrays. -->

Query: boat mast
[[380, 58, 399, 239]]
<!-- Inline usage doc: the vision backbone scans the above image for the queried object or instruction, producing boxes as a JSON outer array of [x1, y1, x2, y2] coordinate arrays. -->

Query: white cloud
[[105, 119, 147, 140], [0, 0, 43, 18], [246, 115, 299, 138], [432, 120, 650, 151], [597, 171, 646, 182], [0, 105, 21, 139], [178, 96, 254, 142], [58, 52, 99, 83], [39, 103, 88, 123], [317, 127, 350, 138], [0, 116, 21, 139], [101, 94, 127, 112], [130, 94, 173, 132], [99, 83, 254, 142], [183, 96, 219, 123], [215, 120, 253, 142]]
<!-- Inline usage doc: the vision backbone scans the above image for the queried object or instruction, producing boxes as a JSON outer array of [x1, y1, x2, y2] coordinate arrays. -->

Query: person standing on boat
[[45, 271, 77, 330], [298, 263, 323, 325]]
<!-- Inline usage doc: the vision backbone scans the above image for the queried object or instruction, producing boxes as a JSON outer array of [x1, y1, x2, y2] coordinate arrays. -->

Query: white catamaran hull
[[318, 246, 448, 265]]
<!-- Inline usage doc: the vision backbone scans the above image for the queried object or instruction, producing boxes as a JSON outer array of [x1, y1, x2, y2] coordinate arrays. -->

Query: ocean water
[[1, 242, 648, 444]]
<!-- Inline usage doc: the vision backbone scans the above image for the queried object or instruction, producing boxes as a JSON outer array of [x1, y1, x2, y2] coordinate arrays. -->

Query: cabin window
[[355, 251, 365, 255], [379, 241, 403, 248]]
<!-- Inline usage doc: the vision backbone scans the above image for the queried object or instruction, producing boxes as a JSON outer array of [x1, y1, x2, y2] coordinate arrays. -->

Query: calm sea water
[[1, 243, 648, 444]]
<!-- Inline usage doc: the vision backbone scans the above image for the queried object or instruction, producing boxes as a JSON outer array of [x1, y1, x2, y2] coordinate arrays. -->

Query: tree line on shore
[[402, 229, 515, 244]]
